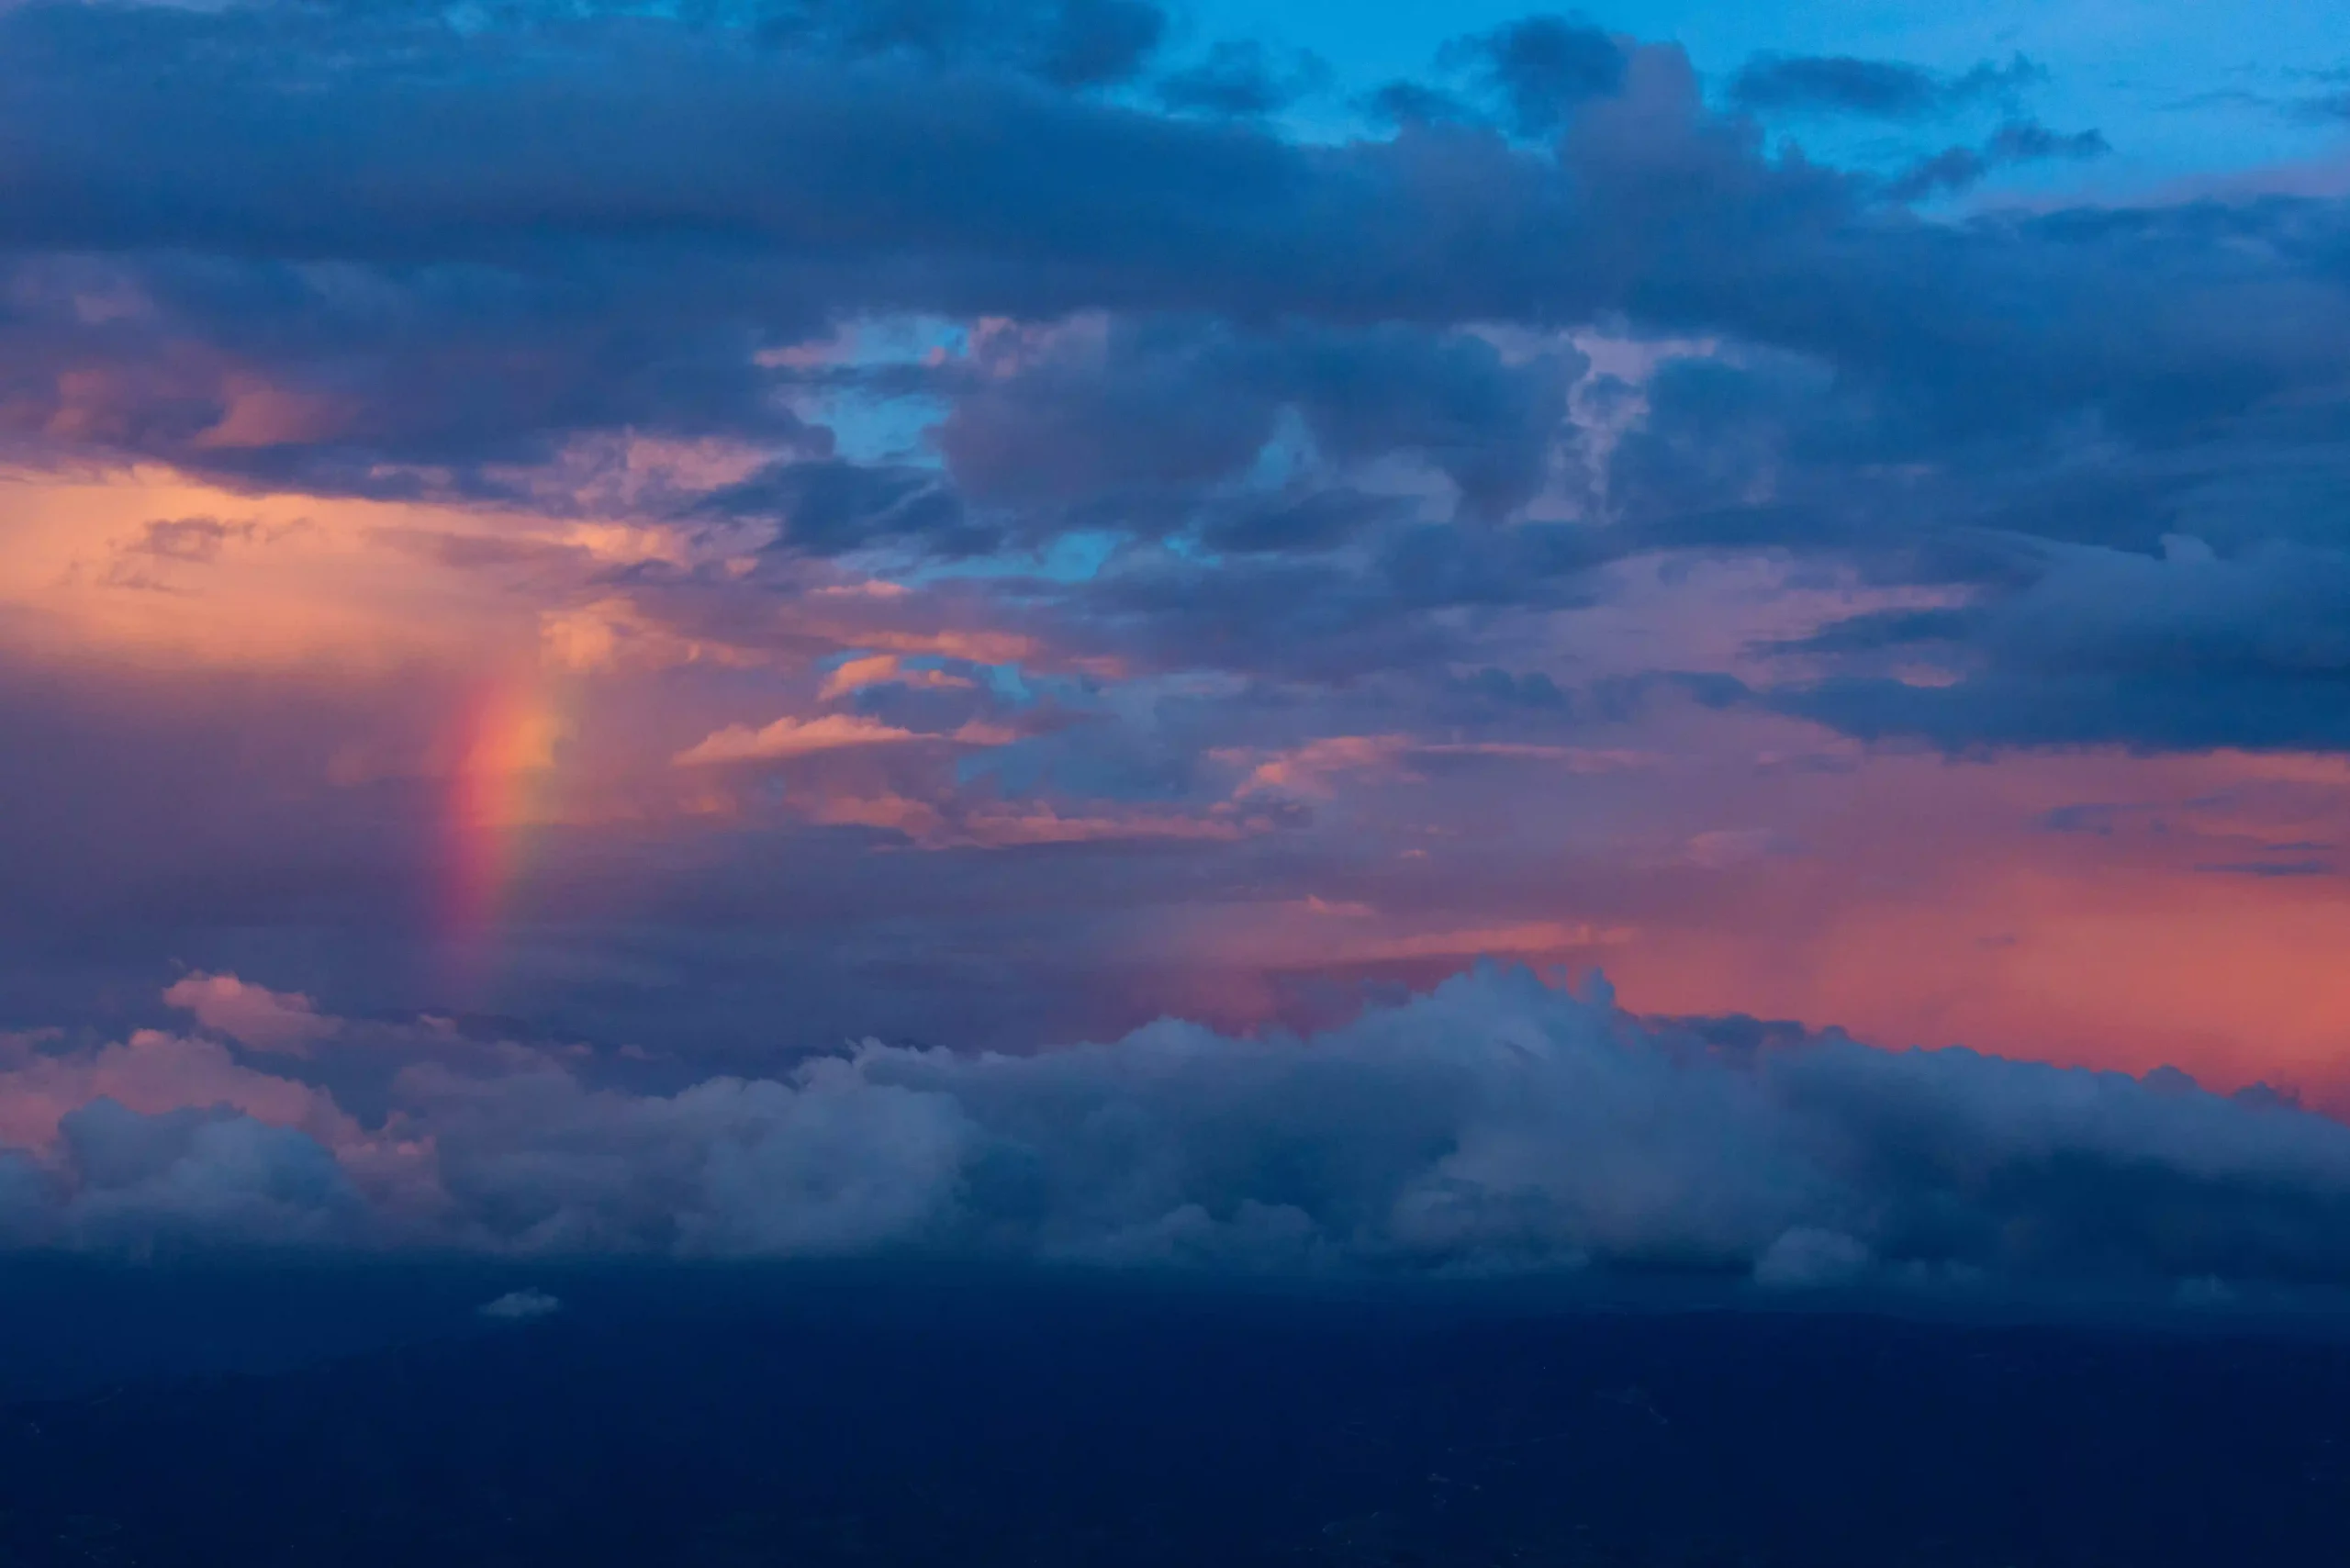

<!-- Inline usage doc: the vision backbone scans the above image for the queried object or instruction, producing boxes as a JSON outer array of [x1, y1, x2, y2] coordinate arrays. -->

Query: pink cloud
[[1220, 734, 1660, 800], [818, 654, 977, 700], [0, 1028, 352, 1150], [674, 712, 1007, 766], [162, 971, 336, 1055]]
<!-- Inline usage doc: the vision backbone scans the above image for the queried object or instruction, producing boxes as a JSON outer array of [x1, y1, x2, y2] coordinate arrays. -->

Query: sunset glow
[[1, 0, 2348, 1277]]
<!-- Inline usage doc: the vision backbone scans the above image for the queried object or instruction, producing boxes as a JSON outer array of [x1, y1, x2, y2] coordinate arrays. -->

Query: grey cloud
[[1442, 15, 1630, 138], [713, 459, 995, 556], [1765, 605, 1986, 656], [1071, 520, 1613, 682], [1888, 118, 2111, 201], [937, 317, 1583, 522], [1195, 487, 1406, 555], [18, 1101, 364, 1253], [0, 0, 2346, 771], [1361, 80, 1477, 129], [4, 0, 2315, 545], [1779, 541, 2350, 752]]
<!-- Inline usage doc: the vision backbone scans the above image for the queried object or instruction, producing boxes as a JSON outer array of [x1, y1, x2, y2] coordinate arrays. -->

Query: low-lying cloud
[[2, 967, 2345, 1295]]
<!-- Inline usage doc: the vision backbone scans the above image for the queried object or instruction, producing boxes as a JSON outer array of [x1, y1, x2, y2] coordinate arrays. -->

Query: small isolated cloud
[[479, 1288, 564, 1322], [1887, 118, 2110, 201], [675, 712, 922, 765], [674, 712, 1009, 765], [818, 655, 976, 700], [162, 973, 335, 1056], [1753, 1226, 1873, 1289]]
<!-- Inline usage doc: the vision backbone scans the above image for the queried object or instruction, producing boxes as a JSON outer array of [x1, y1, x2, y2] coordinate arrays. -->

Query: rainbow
[[440, 671, 570, 983]]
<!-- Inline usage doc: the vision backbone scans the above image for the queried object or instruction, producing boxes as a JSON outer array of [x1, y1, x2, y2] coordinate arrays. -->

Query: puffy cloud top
[[4, 967, 2347, 1299]]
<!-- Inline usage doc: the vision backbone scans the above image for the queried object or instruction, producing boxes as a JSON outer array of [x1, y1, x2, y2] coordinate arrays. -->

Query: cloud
[[1752, 1225, 1873, 1288], [5, 968, 2350, 1296], [751, 0, 1169, 87], [818, 655, 976, 700], [162, 972, 336, 1056], [1886, 118, 2111, 201], [1780, 540, 2350, 753], [1442, 16, 1630, 138], [478, 1287, 564, 1321], [1728, 51, 2042, 120], [710, 460, 989, 558], [0, 1099, 366, 1253], [672, 712, 1010, 766], [1158, 40, 1330, 118]]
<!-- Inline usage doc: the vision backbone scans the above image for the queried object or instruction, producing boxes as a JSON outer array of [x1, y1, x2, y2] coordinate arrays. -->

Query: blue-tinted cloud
[[1728, 51, 2042, 120], [6, 966, 2350, 1296]]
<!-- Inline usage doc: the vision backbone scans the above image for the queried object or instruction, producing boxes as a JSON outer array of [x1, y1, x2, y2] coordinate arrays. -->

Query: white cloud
[[479, 1287, 564, 1321]]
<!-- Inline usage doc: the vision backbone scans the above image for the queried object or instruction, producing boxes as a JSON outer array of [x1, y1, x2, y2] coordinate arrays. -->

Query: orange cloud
[[818, 654, 977, 700], [674, 713, 1013, 767]]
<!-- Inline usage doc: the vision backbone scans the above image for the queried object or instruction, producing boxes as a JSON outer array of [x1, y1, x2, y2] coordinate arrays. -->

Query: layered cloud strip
[[2, 0, 2349, 1133], [7, 965, 2348, 1298]]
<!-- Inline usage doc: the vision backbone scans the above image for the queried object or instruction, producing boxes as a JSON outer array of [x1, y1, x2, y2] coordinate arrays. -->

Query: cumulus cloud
[[3, 968, 2350, 1296], [162, 972, 336, 1056], [0, 1100, 364, 1254]]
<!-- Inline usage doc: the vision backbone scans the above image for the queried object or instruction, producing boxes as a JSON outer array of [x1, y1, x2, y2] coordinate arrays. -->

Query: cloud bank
[[2, 967, 2344, 1296]]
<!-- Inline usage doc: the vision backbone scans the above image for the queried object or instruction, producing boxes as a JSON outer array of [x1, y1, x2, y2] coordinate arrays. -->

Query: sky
[[4, 0, 2350, 1283]]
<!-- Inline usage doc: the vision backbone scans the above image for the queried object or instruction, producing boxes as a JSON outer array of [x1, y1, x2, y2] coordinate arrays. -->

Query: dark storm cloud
[[5, 0, 2325, 527], [1, 0, 2348, 760], [0, 246, 834, 498], [1063, 516, 1617, 682], [1194, 487, 1406, 555], [1778, 542, 2350, 752], [935, 317, 1582, 521], [711, 459, 996, 556]]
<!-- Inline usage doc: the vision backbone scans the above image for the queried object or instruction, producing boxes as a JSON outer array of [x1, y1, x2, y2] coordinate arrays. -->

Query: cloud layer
[[4, 966, 2346, 1299]]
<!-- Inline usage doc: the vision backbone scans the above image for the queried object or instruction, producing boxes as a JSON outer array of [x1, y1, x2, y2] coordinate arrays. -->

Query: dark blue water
[[1, 1260, 2346, 1564]]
